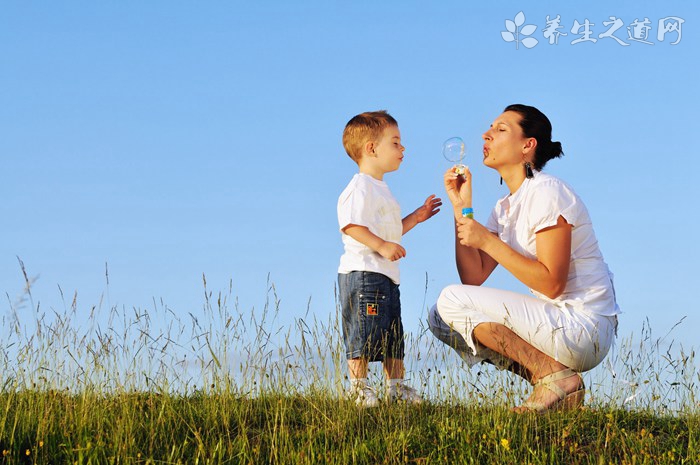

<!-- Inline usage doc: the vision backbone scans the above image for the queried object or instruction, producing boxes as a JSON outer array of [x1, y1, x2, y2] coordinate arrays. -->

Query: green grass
[[2, 391, 699, 464], [2, 270, 699, 463]]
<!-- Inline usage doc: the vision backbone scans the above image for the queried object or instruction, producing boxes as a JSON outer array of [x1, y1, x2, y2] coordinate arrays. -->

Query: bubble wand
[[442, 136, 466, 175], [442, 137, 473, 218]]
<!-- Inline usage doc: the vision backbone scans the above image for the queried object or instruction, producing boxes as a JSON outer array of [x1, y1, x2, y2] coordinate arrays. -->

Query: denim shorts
[[338, 271, 404, 361]]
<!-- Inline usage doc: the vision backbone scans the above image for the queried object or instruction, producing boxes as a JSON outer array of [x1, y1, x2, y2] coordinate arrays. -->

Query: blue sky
[[2, 1, 698, 365]]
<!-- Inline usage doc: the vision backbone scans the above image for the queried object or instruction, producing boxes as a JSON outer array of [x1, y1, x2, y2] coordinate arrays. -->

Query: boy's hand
[[344, 224, 406, 260], [413, 194, 442, 223], [377, 241, 406, 261]]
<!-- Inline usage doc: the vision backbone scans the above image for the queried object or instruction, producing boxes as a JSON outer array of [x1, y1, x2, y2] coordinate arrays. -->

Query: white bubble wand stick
[[442, 137, 473, 218]]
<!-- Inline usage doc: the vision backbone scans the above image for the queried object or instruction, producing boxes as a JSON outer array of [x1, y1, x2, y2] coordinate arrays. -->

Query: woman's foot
[[513, 368, 585, 413]]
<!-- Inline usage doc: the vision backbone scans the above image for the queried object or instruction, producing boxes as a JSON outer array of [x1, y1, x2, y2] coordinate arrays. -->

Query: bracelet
[[461, 207, 474, 219]]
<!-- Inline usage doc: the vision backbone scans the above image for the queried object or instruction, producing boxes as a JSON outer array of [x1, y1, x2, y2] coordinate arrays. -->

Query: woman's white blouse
[[485, 171, 621, 317]]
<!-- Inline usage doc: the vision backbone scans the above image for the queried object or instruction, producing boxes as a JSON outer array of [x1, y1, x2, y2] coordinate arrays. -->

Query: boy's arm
[[402, 194, 442, 235], [343, 224, 406, 262]]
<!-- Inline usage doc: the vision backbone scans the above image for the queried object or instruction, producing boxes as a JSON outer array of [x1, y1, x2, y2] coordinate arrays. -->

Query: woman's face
[[481, 111, 531, 170]]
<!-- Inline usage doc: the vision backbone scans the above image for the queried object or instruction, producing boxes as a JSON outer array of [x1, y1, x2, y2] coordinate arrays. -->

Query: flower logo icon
[[502, 11, 539, 49]]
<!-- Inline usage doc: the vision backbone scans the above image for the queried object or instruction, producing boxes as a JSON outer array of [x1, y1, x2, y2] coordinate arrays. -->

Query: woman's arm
[[458, 215, 572, 298], [443, 167, 499, 284], [454, 222, 499, 285]]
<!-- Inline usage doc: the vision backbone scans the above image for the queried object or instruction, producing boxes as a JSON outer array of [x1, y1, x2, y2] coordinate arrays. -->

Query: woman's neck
[[499, 166, 527, 195]]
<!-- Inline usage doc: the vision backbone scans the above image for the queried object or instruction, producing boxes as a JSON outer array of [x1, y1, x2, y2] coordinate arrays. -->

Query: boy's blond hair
[[342, 110, 398, 162]]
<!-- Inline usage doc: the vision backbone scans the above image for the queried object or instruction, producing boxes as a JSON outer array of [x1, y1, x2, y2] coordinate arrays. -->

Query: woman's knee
[[426, 304, 441, 332], [436, 284, 468, 312]]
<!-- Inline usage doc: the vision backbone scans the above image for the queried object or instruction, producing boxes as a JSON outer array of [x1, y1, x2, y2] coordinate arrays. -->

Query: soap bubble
[[442, 136, 467, 175], [442, 137, 465, 163]]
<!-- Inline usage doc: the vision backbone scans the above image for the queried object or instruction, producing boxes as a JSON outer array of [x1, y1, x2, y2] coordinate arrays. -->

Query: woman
[[428, 104, 620, 412]]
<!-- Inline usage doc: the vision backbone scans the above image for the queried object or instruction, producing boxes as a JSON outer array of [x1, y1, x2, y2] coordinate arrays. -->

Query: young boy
[[337, 110, 441, 407]]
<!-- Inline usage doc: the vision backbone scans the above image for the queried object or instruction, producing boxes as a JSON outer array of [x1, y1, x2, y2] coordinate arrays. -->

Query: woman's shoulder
[[531, 172, 578, 197], [532, 171, 564, 186], [527, 171, 591, 226]]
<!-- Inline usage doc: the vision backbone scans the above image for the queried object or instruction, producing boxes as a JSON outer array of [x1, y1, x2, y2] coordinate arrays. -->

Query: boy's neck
[[359, 166, 384, 181], [357, 159, 386, 181]]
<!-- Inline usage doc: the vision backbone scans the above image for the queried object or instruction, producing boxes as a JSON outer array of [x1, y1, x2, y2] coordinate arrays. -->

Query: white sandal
[[519, 368, 585, 413]]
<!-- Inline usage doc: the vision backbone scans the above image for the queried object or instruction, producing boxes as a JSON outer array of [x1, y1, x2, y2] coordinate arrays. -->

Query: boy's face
[[370, 125, 405, 174]]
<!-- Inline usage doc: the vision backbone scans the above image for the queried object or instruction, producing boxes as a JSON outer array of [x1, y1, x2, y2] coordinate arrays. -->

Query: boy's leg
[[381, 283, 421, 404], [340, 272, 371, 382], [339, 272, 380, 407], [383, 357, 404, 379], [348, 357, 369, 379], [384, 357, 422, 404], [346, 357, 379, 407]]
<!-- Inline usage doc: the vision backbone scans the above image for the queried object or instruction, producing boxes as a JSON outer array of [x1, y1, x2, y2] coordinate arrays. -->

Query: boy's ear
[[364, 140, 376, 157]]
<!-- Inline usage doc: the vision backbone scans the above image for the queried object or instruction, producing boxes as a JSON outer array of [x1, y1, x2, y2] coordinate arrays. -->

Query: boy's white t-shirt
[[337, 173, 402, 284]]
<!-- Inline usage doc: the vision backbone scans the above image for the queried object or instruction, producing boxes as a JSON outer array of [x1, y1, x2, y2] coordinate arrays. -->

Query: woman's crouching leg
[[428, 285, 512, 368]]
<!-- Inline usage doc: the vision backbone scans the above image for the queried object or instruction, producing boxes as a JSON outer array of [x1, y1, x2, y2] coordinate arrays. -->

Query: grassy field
[[2, 274, 698, 463], [2, 389, 699, 464]]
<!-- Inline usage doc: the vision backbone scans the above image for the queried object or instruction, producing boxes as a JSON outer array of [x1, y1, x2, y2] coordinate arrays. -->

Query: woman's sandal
[[518, 368, 585, 413]]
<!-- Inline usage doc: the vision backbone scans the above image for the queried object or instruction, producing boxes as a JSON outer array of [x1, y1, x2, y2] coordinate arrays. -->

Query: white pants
[[428, 284, 617, 372]]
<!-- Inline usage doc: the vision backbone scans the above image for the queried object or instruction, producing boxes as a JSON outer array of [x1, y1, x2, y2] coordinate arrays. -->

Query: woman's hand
[[444, 167, 472, 217], [456, 216, 490, 250]]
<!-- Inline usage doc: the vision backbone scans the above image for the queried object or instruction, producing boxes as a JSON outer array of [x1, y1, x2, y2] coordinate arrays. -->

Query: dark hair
[[504, 104, 564, 170]]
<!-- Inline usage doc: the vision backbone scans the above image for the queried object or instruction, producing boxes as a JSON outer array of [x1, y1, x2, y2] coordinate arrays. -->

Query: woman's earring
[[524, 162, 534, 179]]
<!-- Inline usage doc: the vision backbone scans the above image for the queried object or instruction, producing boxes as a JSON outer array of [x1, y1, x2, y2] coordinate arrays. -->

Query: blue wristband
[[462, 208, 473, 219]]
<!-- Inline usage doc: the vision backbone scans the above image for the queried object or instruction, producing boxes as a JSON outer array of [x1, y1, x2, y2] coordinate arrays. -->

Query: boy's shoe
[[346, 385, 380, 408], [388, 383, 423, 404]]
